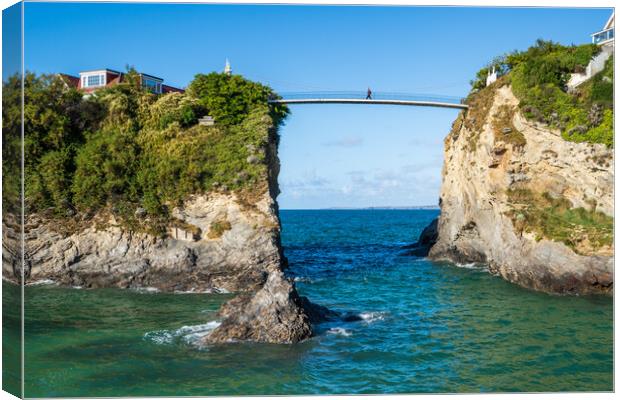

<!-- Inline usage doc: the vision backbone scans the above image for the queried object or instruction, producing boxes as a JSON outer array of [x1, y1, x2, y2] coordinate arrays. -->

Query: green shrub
[[143, 92, 204, 130], [37, 147, 74, 212], [71, 129, 140, 211], [9, 69, 286, 235], [3, 74, 25, 214], [471, 39, 612, 147], [187, 72, 288, 126], [566, 109, 613, 147], [583, 55, 613, 108]]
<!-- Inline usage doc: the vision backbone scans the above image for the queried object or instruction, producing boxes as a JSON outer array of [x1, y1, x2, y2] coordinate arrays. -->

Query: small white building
[[485, 66, 498, 87]]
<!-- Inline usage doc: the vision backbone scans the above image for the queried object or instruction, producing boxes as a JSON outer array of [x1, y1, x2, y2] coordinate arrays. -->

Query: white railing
[[591, 28, 614, 45]]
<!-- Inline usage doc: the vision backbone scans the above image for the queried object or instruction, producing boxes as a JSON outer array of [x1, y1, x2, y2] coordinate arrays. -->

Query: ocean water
[[3, 209, 613, 396]]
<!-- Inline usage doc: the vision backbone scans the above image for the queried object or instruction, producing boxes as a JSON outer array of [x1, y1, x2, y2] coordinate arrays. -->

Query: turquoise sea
[[2, 209, 613, 396]]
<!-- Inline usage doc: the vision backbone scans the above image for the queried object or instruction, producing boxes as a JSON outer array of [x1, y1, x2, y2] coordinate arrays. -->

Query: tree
[[187, 72, 288, 126]]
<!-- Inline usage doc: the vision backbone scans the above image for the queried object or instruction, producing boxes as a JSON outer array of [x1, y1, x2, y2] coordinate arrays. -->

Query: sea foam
[[134, 286, 160, 293], [327, 327, 352, 337], [26, 279, 57, 286], [173, 287, 230, 294], [455, 262, 487, 270], [358, 311, 386, 323], [144, 321, 221, 346]]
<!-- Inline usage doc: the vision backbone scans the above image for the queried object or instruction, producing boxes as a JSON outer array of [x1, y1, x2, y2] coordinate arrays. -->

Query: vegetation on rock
[[453, 78, 498, 151], [208, 218, 232, 239], [2, 69, 288, 235], [470, 39, 613, 147], [187, 72, 289, 127], [491, 104, 526, 147], [506, 188, 613, 255]]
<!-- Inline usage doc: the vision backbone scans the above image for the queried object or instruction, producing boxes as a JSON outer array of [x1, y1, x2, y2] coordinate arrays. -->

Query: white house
[[60, 68, 183, 94], [591, 11, 614, 48]]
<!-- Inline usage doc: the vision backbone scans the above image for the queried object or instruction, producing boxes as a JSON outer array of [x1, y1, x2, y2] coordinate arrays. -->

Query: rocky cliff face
[[428, 82, 613, 295], [3, 126, 320, 344], [17, 191, 281, 293]]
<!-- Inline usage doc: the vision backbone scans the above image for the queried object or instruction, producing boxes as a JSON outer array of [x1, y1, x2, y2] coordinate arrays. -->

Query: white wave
[[26, 279, 56, 286], [174, 288, 199, 294], [358, 311, 386, 323], [327, 327, 352, 337], [134, 286, 160, 293], [173, 287, 229, 294], [143, 330, 175, 345], [144, 321, 221, 346], [293, 276, 313, 283], [178, 321, 222, 345], [455, 262, 487, 270], [72, 285, 83, 289]]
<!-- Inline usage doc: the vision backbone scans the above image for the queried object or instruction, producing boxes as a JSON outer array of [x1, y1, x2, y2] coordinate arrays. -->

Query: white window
[[142, 77, 163, 94], [83, 73, 106, 88]]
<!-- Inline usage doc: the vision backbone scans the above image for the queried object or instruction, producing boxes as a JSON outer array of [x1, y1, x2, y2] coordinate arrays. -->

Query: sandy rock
[[427, 84, 613, 295]]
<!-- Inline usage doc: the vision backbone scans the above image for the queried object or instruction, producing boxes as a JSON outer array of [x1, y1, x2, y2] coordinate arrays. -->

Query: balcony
[[592, 27, 614, 45]]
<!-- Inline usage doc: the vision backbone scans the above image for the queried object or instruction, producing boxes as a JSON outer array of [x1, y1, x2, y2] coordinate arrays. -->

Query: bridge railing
[[271, 91, 467, 105]]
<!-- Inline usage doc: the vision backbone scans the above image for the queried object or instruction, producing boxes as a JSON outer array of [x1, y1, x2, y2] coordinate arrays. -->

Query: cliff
[[18, 191, 280, 292], [427, 81, 613, 295], [2, 71, 319, 344], [3, 122, 318, 343]]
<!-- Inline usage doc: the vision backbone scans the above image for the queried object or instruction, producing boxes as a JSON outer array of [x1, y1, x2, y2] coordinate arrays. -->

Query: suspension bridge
[[268, 91, 468, 110]]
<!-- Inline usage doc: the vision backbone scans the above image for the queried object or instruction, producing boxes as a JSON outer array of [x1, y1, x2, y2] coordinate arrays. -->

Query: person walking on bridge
[[366, 87, 372, 100]]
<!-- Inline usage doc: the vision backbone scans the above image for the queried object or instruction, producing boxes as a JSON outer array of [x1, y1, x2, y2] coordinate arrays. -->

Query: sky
[[19, 3, 612, 208]]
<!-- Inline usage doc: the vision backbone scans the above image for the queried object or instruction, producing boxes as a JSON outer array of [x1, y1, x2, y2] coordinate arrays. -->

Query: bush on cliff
[[470, 40, 613, 147], [2, 74, 25, 214], [6, 70, 288, 234], [187, 72, 289, 127], [507, 188, 613, 255]]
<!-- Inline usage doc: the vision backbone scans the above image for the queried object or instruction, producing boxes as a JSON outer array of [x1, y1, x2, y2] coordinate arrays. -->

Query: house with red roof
[[59, 68, 184, 94]]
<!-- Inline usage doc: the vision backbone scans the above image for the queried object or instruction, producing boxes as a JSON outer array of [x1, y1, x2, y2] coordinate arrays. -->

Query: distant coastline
[[281, 206, 440, 211]]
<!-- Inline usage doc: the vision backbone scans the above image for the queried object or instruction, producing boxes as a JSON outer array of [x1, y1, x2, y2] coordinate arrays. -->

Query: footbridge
[[268, 91, 468, 110]]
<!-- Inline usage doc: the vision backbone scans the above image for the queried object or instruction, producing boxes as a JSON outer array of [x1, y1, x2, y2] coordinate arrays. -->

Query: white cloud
[[279, 158, 443, 208], [321, 136, 364, 148]]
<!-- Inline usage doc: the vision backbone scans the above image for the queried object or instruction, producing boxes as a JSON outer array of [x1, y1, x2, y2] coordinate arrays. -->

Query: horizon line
[[280, 205, 440, 210]]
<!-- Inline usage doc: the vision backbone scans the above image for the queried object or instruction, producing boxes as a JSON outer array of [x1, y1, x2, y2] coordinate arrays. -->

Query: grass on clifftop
[[3, 69, 289, 235], [506, 188, 613, 255], [470, 40, 613, 147]]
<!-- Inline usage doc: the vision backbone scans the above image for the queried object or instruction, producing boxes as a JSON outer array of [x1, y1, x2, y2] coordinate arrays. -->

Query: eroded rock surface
[[11, 192, 282, 293], [427, 83, 613, 295], [205, 271, 313, 344]]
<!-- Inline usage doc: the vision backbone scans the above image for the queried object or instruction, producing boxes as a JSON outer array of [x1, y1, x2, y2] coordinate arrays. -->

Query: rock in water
[[404, 218, 438, 257], [204, 271, 313, 344]]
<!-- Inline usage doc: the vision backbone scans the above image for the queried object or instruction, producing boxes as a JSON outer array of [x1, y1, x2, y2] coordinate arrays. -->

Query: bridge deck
[[269, 91, 468, 110]]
